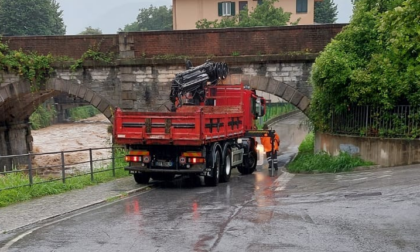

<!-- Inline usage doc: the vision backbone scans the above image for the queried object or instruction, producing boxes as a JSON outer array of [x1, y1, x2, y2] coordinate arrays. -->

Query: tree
[[120, 22, 140, 32], [119, 5, 172, 32], [314, 0, 338, 23], [0, 0, 66, 36], [309, 0, 415, 131], [49, 0, 66, 35], [196, 0, 298, 29], [79, 26, 103, 35]]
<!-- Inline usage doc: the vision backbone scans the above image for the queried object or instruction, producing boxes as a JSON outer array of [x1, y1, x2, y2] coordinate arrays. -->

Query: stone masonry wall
[[2, 61, 313, 113], [232, 62, 312, 98], [52, 62, 312, 112], [55, 68, 122, 111]]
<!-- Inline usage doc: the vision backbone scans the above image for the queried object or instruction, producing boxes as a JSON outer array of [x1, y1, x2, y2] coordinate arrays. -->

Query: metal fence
[[331, 105, 420, 138], [0, 147, 126, 192]]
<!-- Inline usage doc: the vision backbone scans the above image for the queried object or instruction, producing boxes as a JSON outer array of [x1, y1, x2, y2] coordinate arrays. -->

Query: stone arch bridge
[[0, 24, 345, 169]]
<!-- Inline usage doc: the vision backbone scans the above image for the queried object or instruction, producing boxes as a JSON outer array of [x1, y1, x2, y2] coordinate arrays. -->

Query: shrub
[[287, 132, 373, 173], [30, 103, 56, 130]]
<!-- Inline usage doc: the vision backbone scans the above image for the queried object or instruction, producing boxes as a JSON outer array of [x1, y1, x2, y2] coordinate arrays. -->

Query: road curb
[[353, 165, 382, 171], [2, 185, 151, 234]]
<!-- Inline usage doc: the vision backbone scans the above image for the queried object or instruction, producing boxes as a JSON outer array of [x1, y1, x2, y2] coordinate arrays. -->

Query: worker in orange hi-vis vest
[[260, 124, 280, 170]]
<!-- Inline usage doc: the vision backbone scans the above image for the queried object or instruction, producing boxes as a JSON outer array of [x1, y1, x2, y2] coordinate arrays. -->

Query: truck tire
[[133, 173, 150, 184], [220, 149, 231, 183], [204, 149, 221, 187], [238, 150, 257, 175]]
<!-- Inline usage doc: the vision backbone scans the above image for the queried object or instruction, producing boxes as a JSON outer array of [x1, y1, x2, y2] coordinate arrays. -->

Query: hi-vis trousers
[[266, 151, 278, 170]]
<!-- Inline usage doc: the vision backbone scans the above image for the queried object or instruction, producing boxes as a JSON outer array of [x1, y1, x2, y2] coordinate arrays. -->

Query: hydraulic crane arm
[[169, 60, 228, 110]]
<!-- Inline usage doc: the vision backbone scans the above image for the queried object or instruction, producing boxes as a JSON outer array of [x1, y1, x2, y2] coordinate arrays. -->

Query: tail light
[[126, 150, 150, 163], [182, 152, 201, 157], [179, 156, 205, 165], [125, 156, 142, 162], [188, 157, 205, 164]]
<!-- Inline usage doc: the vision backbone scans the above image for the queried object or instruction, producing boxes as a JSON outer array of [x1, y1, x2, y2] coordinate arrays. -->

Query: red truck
[[113, 61, 269, 186]]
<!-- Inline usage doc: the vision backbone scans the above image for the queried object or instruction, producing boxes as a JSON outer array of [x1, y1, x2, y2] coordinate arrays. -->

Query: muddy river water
[[31, 114, 112, 173]]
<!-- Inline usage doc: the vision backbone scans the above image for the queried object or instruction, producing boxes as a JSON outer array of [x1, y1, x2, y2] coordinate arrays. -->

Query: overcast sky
[[56, 0, 354, 35]]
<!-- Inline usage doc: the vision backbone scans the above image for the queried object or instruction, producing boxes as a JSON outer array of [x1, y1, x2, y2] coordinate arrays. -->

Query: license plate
[[155, 161, 173, 167]]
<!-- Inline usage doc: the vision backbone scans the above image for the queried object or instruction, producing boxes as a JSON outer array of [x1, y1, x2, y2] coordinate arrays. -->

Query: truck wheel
[[248, 150, 257, 171], [204, 149, 221, 187], [133, 173, 150, 184], [220, 150, 231, 183], [238, 150, 257, 175]]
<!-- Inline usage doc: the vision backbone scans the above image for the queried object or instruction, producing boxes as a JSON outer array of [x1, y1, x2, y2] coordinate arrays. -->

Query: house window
[[222, 2, 231, 16], [218, 2, 236, 16], [239, 1, 248, 11], [257, 0, 263, 5], [296, 0, 308, 13]]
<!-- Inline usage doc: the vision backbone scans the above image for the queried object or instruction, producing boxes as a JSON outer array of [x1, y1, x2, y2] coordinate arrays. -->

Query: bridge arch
[[0, 79, 116, 170], [223, 74, 311, 114], [45, 78, 116, 121], [0, 78, 115, 123]]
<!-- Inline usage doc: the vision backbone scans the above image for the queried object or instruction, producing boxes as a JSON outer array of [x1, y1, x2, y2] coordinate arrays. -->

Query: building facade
[[172, 0, 321, 30]]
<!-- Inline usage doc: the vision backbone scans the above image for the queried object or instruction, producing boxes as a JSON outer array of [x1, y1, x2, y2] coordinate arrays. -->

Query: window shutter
[[218, 2, 223, 16], [231, 2, 236, 16]]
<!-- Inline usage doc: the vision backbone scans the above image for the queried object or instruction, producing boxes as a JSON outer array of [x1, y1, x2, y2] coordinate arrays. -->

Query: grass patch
[[0, 148, 129, 208], [287, 133, 374, 173], [68, 105, 99, 121]]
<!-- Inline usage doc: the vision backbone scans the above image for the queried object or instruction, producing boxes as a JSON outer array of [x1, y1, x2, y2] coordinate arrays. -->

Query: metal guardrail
[[0, 147, 126, 192], [258, 102, 296, 127], [331, 105, 419, 138]]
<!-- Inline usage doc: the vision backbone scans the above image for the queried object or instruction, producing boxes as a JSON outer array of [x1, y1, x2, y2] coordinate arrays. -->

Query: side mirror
[[255, 98, 265, 118]]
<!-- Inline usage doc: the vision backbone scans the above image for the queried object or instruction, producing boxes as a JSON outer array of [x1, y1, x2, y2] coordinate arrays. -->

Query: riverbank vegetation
[[30, 104, 100, 130], [29, 104, 56, 130], [68, 105, 99, 121]]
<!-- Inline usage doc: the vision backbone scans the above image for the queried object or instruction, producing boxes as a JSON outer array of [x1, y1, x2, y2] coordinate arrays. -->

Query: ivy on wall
[[0, 40, 54, 90]]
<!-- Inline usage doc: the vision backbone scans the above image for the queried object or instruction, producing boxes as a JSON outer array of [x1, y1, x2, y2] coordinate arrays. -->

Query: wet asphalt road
[[2, 113, 420, 251], [3, 166, 420, 252]]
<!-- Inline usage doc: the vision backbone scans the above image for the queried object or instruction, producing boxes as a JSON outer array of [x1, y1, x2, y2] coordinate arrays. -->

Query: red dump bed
[[113, 84, 255, 146]]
